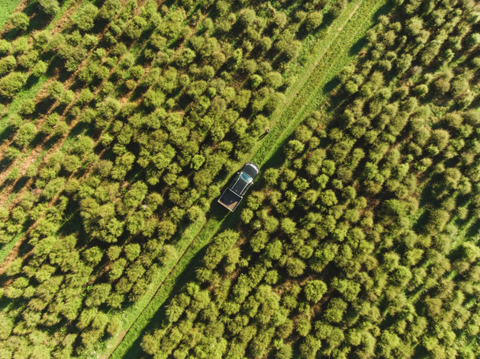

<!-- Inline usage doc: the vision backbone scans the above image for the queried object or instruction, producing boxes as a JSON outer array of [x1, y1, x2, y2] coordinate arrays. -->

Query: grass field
[[0, 0, 22, 30], [106, 0, 389, 357]]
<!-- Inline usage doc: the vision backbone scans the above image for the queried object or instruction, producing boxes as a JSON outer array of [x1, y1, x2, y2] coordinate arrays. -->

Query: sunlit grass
[[0, 0, 22, 30]]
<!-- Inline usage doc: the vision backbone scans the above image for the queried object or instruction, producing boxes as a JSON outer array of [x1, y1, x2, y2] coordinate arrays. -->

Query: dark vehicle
[[218, 162, 260, 212]]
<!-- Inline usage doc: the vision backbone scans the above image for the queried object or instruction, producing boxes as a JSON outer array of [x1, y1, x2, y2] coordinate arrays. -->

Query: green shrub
[[0, 72, 27, 98], [14, 123, 36, 147], [38, 0, 60, 15], [304, 280, 327, 303], [305, 11, 323, 31]]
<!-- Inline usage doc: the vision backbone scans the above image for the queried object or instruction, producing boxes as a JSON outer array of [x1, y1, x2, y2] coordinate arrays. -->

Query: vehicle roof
[[242, 162, 259, 178], [231, 175, 249, 195]]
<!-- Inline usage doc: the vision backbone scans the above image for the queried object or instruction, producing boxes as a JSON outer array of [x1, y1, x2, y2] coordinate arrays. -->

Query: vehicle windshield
[[240, 172, 253, 183]]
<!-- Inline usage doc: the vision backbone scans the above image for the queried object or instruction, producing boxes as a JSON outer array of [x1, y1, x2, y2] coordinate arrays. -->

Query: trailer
[[218, 188, 243, 212]]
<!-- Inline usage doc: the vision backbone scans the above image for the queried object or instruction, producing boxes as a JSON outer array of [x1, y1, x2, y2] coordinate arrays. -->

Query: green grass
[[9, 75, 48, 113], [0, 0, 22, 30], [106, 1, 389, 358], [0, 232, 23, 267]]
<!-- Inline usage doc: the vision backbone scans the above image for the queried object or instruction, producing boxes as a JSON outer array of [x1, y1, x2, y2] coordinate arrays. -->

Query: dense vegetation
[[137, 1, 480, 358], [1, 0, 480, 358], [0, 0, 358, 357]]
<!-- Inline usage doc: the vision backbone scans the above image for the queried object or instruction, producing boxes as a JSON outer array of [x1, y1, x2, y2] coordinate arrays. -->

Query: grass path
[[253, 0, 388, 165], [106, 0, 389, 358]]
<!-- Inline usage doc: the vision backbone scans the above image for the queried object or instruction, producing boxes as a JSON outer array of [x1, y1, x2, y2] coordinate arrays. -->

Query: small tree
[[286, 257, 306, 277], [85, 283, 111, 307], [38, 0, 60, 15], [324, 298, 348, 323], [299, 335, 321, 359], [285, 140, 305, 159], [10, 12, 29, 31], [109, 258, 127, 280], [264, 168, 280, 186], [330, 0, 347, 18], [19, 99, 35, 115], [82, 246, 103, 266], [304, 280, 328, 303], [190, 155, 205, 170], [124, 243, 141, 262], [238, 9, 256, 28], [460, 242, 480, 263], [15, 123, 36, 147], [141, 334, 160, 356], [432, 76, 451, 95], [0, 72, 27, 98], [125, 16, 147, 40], [265, 72, 283, 89], [106, 314, 122, 336], [305, 11, 323, 31], [98, 0, 121, 20], [160, 244, 177, 265], [0, 56, 16, 76], [75, 3, 98, 31], [5, 147, 20, 161], [32, 61, 48, 77]]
